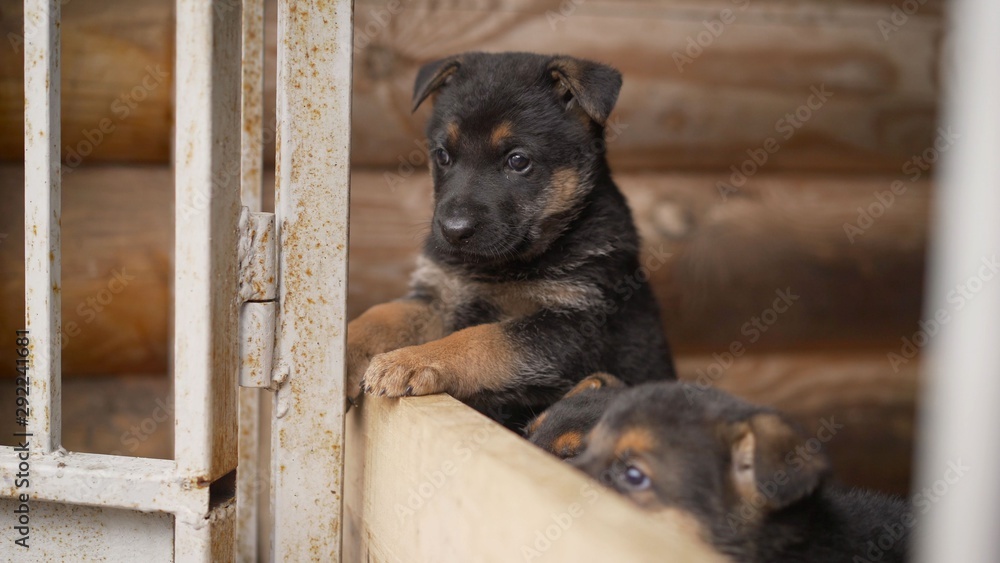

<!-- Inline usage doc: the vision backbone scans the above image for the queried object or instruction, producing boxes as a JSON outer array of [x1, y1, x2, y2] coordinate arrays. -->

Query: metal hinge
[[237, 207, 278, 389]]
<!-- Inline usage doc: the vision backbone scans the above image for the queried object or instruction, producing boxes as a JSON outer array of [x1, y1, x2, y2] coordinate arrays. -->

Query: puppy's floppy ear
[[724, 412, 829, 513], [547, 56, 622, 125], [563, 372, 625, 398], [412, 55, 463, 112]]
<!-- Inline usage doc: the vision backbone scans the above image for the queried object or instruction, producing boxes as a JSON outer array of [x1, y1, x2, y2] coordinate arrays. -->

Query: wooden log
[[0, 165, 173, 377], [0, 164, 930, 374], [1, 0, 941, 174], [346, 169, 932, 353], [0, 0, 174, 164], [337, 0, 942, 173], [677, 353, 918, 495]]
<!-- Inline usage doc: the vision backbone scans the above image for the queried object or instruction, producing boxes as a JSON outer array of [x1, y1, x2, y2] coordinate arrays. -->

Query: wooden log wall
[[0, 0, 942, 174], [0, 165, 930, 374]]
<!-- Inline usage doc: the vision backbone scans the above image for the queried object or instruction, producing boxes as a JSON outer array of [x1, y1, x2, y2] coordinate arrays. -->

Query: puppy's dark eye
[[506, 153, 530, 173], [434, 148, 451, 167], [619, 464, 650, 491]]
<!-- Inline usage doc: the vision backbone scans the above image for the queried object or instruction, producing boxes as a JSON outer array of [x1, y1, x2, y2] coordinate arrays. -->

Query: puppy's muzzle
[[438, 216, 477, 245]]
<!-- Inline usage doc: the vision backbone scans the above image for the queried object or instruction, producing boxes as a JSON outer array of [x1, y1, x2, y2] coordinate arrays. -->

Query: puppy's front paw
[[345, 341, 375, 407], [362, 345, 450, 398]]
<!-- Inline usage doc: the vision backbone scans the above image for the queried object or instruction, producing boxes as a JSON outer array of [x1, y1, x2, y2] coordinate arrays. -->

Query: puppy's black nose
[[439, 217, 476, 245]]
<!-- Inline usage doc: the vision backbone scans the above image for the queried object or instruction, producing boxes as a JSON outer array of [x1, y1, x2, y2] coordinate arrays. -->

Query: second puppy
[[572, 382, 912, 562]]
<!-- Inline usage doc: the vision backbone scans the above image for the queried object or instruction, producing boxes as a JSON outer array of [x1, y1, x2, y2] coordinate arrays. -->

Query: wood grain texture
[[346, 169, 932, 354], [1, 0, 941, 173], [338, 0, 942, 173], [0, 164, 931, 376], [0, 0, 174, 164], [0, 165, 172, 378], [343, 393, 728, 562]]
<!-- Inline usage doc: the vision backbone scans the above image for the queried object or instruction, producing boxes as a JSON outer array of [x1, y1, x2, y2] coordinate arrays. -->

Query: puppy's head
[[412, 52, 622, 264], [571, 383, 830, 541], [525, 372, 626, 459]]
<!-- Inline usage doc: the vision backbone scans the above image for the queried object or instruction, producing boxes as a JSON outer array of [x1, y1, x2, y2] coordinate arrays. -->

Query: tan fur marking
[[363, 322, 517, 399], [614, 427, 656, 458], [552, 431, 584, 457], [446, 121, 460, 144], [731, 426, 758, 503], [490, 121, 513, 147], [346, 299, 443, 399], [527, 412, 548, 436], [411, 256, 601, 321], [544, 168, 584, 219], [564, 372, 625, 398]]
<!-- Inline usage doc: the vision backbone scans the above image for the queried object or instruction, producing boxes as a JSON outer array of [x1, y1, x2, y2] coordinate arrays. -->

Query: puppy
[[346, 52, 676, 422], [572, 383, 911, 562], [525, 372, 625, 458]]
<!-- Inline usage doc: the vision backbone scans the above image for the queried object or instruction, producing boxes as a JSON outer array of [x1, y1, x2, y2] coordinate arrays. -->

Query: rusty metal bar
[[237, 1, 266, 556], [174, 0, 243, 558], [23, 0, 61, 455], [0, 451, 203, 516], [915, 1, 1000, 562], [271, 0, 353, 559]]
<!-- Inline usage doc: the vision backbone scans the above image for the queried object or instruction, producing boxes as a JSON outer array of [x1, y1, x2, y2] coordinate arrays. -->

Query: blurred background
[[0, 0, 940, 496]]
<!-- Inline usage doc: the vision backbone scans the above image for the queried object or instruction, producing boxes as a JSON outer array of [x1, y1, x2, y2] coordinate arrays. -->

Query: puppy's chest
[[412, 258, 601, 330]]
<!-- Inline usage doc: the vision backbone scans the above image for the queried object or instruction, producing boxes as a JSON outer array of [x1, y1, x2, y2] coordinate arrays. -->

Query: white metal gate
[[1, 0, 352, 560]]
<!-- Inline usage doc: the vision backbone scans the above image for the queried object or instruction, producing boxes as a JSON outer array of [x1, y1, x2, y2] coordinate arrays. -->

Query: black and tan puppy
[[525, 372, 625, 458], [346, 52, 675, 422], [572, 383, 911, 562]]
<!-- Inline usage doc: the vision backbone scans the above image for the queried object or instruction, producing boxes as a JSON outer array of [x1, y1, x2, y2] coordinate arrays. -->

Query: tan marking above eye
[[446, 121, 460, 144], [490, 121, 514, 147], [614, 427, 656, 458], [552, 431, 584, 457]]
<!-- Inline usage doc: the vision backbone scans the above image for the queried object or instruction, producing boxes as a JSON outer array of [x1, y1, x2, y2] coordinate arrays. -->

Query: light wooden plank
[[344, 395, 727, 562], [270, 0, 353, 560]]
